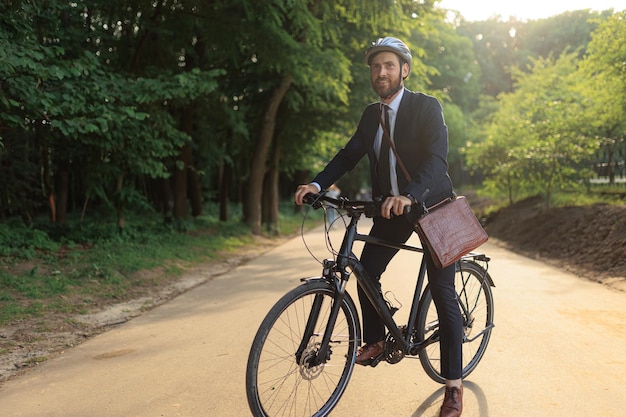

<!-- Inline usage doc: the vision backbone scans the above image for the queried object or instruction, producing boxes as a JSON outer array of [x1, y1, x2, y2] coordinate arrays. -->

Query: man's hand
[[294, 184, 319, 205], [380, 195, 412, 219]]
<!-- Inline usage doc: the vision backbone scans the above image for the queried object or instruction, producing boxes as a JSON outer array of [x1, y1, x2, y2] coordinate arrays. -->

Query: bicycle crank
[[384, 330, 405, 364]]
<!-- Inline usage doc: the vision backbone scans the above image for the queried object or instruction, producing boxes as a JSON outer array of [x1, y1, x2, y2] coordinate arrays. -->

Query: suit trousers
[[358, 215, 463, 380]]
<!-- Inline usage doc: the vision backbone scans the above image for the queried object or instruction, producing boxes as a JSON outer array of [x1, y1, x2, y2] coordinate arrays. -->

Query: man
[[294, 37, 463, 417]]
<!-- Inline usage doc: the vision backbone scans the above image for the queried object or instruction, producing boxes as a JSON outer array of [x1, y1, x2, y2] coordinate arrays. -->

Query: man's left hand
[[381, 195, 412, 219]]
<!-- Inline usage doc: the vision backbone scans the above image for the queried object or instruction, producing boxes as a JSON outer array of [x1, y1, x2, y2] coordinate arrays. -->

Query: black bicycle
[[246, 193, 495, 417]]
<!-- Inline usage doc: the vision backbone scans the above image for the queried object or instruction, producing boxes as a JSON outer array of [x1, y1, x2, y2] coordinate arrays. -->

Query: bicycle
[[246, 193, 495, 417]]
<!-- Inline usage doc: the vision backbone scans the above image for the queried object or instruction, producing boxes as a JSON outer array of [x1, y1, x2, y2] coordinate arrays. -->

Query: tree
[[237, 0, 439, 234], [466, 53, 600, 207], [456, 10, 611, 99], [521, 9, 614, 60], [5, 0, 619, 237], [0, 1, 222, 228], [576, 11, 626, 185], [411, 13, 482, 185]]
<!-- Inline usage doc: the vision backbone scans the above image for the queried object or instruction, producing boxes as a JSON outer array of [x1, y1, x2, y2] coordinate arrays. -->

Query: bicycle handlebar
[[303, 193, 411, 218]]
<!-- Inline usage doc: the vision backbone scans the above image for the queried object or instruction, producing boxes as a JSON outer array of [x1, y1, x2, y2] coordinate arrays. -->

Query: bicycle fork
[[295, 259, 349, 367], [296, 216, 361, 367]]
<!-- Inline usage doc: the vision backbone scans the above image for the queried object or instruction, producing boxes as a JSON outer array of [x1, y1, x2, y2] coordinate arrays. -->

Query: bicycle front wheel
[[417, 260, 494, 384], [246, 280, 360, 417]]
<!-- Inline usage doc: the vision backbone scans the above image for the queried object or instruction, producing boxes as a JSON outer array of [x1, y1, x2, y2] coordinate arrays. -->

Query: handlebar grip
[[302, 193, 323, 208], [388, 204, 412, 218]]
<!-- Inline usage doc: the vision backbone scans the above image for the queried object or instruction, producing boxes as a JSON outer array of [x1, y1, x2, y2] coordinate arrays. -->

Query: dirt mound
[[484, 196, 626, 283]]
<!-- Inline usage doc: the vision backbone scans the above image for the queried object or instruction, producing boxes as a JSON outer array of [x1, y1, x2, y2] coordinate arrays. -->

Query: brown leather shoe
[[355, 341, 383, 365], [439, 385, 463, 417]]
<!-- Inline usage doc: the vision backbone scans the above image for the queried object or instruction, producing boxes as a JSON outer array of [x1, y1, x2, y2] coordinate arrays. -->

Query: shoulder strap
[[378, 110, 412, 183]]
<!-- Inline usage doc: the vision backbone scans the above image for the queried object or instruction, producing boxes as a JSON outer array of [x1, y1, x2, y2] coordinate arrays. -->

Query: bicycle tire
[[246, 280, 360, 417], [417, 260, 494, 384]]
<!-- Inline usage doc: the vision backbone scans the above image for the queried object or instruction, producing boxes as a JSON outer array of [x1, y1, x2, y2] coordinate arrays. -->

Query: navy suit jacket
[[313, 88, 454, 208]]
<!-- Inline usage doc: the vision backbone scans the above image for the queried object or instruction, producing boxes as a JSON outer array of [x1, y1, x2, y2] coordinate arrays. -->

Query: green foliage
[[466, 52, 601, 207], [413, 13, 482, 108], [0, 200, 316, 324], [521, 10, 610, 60], [0, 0, 624, 236], [0, 0, 224, 223], [550, 187, 624, 207], [456, 10, 611, 98], [575, 11, 626, 183], [0, 224, 59, 259]]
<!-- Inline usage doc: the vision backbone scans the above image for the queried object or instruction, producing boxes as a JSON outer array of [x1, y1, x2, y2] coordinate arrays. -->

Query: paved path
[[1, 221, 624, 416]]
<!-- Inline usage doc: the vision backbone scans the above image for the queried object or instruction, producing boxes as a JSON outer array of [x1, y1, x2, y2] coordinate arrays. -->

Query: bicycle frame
[[310, 211, 433, 366]]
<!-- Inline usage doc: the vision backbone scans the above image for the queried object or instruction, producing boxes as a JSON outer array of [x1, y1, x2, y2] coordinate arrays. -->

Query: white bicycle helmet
[[364, 37, 412, 73]]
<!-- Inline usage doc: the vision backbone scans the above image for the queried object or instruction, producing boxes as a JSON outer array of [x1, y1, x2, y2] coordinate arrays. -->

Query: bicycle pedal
[[368, 353, 385, 368], [355, 351, 383, 367]]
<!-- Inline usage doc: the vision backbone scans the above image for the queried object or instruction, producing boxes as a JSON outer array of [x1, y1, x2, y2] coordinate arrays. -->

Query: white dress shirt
[[374, 88, 404, 196]]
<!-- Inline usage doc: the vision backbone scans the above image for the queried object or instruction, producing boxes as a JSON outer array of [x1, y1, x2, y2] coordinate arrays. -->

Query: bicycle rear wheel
[[246, 280, 360, 417], [417, 260, 494, 384]]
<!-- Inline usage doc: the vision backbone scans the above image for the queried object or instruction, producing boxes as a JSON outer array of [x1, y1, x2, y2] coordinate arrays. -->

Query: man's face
[[369, 51, 408, 99]]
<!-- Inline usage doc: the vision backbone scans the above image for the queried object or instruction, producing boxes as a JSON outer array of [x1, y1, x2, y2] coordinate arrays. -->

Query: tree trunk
[[176, 104, 203, 218], [607, 140, 615, 185], [115, 174, 125, 232], [40, 135, 57, 223], [173, 143, 190, 219], [219, 162, 232, 222], [155, 177, 173, 220], [55, 168, 69, 223], [262, 174, 271, 226], [245, 75, 292, 234], [187, 160, 203, 217], [623, 136, 626, 181], [54, 138, 70, 223], [264, 142, 281, 235]]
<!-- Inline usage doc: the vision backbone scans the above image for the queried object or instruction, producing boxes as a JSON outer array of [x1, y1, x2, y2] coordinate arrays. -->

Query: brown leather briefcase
[[414, 196, 488, 269]]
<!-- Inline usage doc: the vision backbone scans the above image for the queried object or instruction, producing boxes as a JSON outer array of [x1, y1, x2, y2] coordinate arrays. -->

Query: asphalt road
[[0, 220, 624, 417]]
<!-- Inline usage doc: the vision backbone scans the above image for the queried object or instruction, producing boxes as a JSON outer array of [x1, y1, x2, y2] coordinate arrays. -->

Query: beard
[[372, 75, 403, 100]]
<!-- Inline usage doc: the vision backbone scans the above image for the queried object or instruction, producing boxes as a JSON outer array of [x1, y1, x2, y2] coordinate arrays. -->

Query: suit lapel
[[394, 89, 412, 146]]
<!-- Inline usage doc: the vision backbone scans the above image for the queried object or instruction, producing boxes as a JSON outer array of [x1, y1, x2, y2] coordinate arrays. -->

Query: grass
[[0, 202, 322, 325], [465, 184, 626, 218]]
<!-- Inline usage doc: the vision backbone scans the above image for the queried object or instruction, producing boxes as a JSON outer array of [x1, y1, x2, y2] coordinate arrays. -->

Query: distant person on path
[[325, 184, 341, 226]]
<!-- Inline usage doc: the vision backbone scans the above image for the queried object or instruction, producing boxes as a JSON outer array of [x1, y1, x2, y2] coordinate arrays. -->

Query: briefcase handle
[[421, 196, 454, 215]]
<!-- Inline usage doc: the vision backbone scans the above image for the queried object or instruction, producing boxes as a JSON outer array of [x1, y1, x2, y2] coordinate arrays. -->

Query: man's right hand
[[294, 184, 319, 205]]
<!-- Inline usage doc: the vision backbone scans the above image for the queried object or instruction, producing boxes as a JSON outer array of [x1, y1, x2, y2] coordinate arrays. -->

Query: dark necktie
[[377, 104, 392, 194]]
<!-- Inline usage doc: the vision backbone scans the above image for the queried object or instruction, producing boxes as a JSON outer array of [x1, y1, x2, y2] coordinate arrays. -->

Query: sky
[[437, 0, 626, 21]]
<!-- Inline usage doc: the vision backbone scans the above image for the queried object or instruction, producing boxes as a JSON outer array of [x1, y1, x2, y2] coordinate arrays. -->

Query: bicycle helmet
[[364, 37, 412, 74]]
